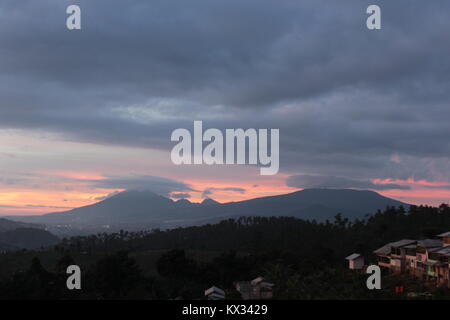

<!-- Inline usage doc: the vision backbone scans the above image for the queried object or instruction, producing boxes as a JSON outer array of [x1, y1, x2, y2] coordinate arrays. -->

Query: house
[[235, 281, 252, 300], [251, 277, 274, 300], [373, 239, 416, 274], [373, 232, 450, 288], [421, 245, 450, 287], [402, 244, 417, 274], [437, 232, 450, 247], [373, 243, 393, 269], [235, 277, 274, 300], [415, 239, 442, 278], [205, 286, 225, 300], [389, 240, 417, 274], [345, 253, 364, 270], [431, 247, 450, 287]]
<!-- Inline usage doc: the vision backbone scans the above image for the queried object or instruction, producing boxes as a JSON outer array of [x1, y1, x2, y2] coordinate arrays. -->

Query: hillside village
[[347, 231, 450, 288]]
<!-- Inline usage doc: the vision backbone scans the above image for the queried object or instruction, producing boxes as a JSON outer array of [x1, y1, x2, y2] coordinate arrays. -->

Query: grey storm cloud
[[170, 193, 192, 199], [0, 0, 450, 183], [87, 175, 195, 196], [202, 187, 246, 198], [286, 175, 410, 191], [94, 191, 121, 201]]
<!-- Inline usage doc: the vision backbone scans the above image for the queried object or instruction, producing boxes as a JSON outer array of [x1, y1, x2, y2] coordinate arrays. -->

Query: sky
[[0, 0, 450, 215]]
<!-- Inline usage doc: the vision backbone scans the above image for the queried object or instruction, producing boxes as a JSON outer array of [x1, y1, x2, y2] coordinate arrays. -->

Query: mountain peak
[[176, 198, 191, 204], [201, 198, 220, 206], [174, 199, 192, 207]]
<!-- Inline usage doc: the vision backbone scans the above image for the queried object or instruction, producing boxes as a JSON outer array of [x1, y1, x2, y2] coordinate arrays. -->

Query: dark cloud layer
[[1, 0, 449, 185], [170, 193, 192, 199], [88, 175, 194, 196], [202, 187, 246, 198], [94, 191, 121, 201]]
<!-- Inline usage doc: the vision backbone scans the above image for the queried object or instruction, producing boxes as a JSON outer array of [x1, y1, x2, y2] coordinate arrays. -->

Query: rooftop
[[251, 277, 265, 286], [205, 286, 225, 297], [434, 247, 450, 257], [374, 244, 392, 255], [437, 231, 450, 237], [389, 239, 416, 248], [417, 239, 442, 248], [345, 253, 362, 260], [373, 240, 417, 255]]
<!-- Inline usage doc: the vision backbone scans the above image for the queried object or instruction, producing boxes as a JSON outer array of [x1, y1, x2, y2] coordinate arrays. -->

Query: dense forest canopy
[[1, 204, 450, 299], [55, 204, 450, 259]]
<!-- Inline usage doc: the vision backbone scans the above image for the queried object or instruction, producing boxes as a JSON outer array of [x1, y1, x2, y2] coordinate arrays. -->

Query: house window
[[378, 256, 390, 264]]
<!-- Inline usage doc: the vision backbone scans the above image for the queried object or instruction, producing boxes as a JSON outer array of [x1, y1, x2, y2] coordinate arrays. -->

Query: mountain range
[[7, 188, 408, 234]]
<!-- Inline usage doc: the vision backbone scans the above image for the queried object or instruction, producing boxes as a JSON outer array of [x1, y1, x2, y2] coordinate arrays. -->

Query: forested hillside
[[1, 204, 450, 299]]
